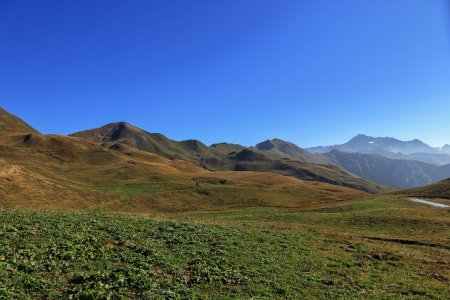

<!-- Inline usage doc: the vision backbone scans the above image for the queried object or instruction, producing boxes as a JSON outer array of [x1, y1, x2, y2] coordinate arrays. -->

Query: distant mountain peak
[[307, 134, 440, 157]]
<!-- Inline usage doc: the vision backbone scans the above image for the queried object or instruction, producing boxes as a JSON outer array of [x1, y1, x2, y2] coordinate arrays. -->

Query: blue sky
[[1, 0, 449, 147]]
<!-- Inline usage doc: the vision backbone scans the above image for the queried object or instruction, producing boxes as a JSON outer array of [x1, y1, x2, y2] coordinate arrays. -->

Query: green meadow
[[1, 196, 448, 299]]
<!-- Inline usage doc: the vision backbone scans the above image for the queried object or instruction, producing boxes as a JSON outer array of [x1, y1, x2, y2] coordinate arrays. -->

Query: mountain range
[[3, 106, 450, 199], [307, 134, 450, 165], [325, 149, 450, 189], [71, 123, 450, 189], [71, 122, 385, 193], [0, 107, 388, 212]]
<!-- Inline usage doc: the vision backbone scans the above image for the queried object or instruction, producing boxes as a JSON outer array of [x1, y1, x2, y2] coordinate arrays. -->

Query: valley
[[0, 107, 449, 299]]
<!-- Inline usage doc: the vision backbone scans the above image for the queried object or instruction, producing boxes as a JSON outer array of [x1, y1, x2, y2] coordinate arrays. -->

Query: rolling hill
[[71, 122, 388, 193], [0, 107, 377, 212], [396, 177, 450, 199], [70, 122, 226, 170], [0, 108, 447, 299]]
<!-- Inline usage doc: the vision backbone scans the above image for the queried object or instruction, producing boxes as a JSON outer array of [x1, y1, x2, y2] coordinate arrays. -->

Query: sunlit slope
[[395, 178, 450, 199], [71, 122, 390, 193], [70, 122, 226, 169], [0, 134, 369, 212], [0, 108, 40, 136], [0, 108, 369, 212]]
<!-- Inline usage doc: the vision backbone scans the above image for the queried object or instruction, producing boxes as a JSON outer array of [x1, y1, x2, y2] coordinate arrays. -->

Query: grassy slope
[[87, 170, 370, 214], [0, 108, 40, 135], [70, 122, 390, 194], [0, 196, 448, 299], [228, 155, 390, 194], [0, 108, 378, 209], [0, 127, 369, 212], [396, 178, 450, 202]]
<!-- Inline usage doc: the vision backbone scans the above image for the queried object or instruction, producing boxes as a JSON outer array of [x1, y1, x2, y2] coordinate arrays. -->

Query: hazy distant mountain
[[389, 152, 450, 166], [440, 144, 450, 154], [307, 134, 450, 165], [308, 134, 436, 154], [325, 149, 450, 189]]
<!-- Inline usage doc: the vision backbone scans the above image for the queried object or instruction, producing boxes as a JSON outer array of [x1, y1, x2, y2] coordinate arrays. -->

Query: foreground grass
[[0, 201, 449, 299]]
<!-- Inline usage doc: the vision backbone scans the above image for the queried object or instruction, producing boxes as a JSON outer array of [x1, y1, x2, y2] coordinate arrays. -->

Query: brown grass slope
[[71, 122, 390, 193], [0, 108, 369, 212], [0, 108, 40, 135], [395, 178, 450, 199], [70, 122, 226, 170], [0, 131, 210, 208]]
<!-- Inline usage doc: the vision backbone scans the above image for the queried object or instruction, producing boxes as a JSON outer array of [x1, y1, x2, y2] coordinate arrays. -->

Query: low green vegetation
[[178, 196, 450, 242], [1, 196, 449, 299]]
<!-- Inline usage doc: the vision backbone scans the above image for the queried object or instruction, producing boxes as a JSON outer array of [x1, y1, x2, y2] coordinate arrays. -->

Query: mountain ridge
[[307, 134, 450, 165], [0, 107, 379, 212], [325, 149, 450, 189], [70, 122, 388, 193]]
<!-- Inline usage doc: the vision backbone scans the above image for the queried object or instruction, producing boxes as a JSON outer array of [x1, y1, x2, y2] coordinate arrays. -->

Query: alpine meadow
[[1, 1, 449, 299]]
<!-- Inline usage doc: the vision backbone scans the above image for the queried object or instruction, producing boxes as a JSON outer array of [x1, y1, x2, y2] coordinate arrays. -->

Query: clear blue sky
[[1, 0, 450, 147]]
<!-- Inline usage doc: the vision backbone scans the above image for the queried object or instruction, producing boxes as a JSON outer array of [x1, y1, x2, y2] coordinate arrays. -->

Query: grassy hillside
[[0, 195, 448, 299], [70, 122, 228, 169], [227, 149, 389, 194], [0, 132, 388, 212], [395, 178, 450, 200], [0, 108, 40, 135], [70, 121, 389, 193], [0, 127, 369, 211]]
